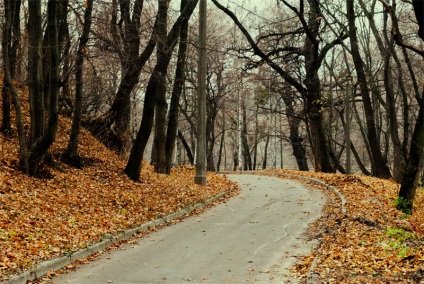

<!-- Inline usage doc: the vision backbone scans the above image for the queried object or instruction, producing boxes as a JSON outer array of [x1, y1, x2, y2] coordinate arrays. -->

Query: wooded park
[[1, 0, 424, 282]]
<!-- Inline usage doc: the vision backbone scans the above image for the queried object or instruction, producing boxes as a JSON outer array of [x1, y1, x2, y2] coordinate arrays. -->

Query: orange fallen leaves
[[0, 83, 237, 280], [268, 169, 424, 283]]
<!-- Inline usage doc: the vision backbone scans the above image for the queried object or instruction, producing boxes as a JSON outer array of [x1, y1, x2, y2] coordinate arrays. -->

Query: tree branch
[[211, 0, 306, 94]]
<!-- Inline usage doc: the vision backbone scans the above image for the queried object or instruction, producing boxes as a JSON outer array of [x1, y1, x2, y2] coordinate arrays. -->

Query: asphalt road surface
[[53, 174, 326, 284]]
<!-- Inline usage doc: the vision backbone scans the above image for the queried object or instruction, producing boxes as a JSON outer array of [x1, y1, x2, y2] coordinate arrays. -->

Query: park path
[[53, 174, 325, 284]]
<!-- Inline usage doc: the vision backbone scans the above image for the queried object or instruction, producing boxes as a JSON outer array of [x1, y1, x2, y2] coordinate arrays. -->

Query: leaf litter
[[0, 76, 238, 281], [1, 76, 424, 283], [267, 169, 424, 283]]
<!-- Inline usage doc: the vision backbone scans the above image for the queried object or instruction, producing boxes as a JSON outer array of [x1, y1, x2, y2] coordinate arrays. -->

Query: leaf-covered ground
[[1, 77, 424, 283], [0, 80, 237, 281], [266, 169, 424, 283]]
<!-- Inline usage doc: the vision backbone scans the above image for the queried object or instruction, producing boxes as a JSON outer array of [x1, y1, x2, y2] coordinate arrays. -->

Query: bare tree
[[62, 0, 94, 167], [125, 0, 199, 181], [379, 0, 424, 213]]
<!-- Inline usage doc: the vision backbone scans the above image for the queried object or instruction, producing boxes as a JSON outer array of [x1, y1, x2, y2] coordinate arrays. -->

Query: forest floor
[[1, 77, 424, 283], [266, 169, 424, 283]]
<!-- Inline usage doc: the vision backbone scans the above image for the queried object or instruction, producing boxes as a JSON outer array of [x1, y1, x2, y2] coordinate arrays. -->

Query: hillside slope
[[0, 78, 237, 281]]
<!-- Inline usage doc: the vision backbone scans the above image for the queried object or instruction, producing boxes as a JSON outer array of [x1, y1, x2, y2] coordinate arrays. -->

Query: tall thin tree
[[62, 0, 94, 167]]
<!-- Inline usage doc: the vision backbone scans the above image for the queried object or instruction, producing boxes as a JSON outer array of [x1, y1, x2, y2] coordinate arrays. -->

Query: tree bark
[[178, 130, 194, 165], [62, 0, 94, 167], [28, 0, 60, 175], [242, 100, 252, 170], [85, 0, 156, 153], [165, 0, 189, 174], [1, 0, 21, 136], [152, 0, 169, 173], [262, 134, 270, 170], [398, 93, 424, 213], [216, 127, 225, 172], [346, 0, 391, 178], [303, 0, 334, 172], [125, 0, 199, 181], [3, 11, 28, 172], [28, 0, 45, 145]]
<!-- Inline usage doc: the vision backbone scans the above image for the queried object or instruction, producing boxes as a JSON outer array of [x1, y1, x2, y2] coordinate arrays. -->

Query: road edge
[[272, 172, 347, 283], [3, 187, 235, 284]]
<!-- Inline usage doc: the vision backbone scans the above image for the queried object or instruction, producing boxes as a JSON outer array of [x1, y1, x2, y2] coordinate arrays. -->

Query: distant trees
[[0, 0, 422, 213]]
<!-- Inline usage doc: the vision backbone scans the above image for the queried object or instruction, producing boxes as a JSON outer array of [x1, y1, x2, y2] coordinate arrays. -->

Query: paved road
[[53, 175, 325, 284]]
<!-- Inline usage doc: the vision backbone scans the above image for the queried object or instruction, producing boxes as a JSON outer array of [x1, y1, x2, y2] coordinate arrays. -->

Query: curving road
[[53, 175, 326, 284]]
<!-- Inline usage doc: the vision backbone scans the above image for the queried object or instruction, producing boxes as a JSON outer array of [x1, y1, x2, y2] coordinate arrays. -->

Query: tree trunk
[[262, 134, 270, 170], [62, 0, 93, 167], [360, 0, 406, 181], [3, 15, 28, 172], [284, 96, 309, 171], [206, 99, 218, 172], [125, 0, 199, 181], [303, 0, 334, 173], [242, 101, 252, 170], [57, 0, 71, 115], [397, 94, 424, 213], [1, 0, 21, 136], [178, 130, 194, 164], [412, 0, 424, 40], [28, 0, 45, 145], [216, 127, 225, 172], [346, 0, 391, 178], [396, 0, 424, 213], [85, 0, 156, 154], [164, 0, 189, 174], [28, 0, 60, 176], [253, 107, 258, 170], [152, 0, 169, 174]]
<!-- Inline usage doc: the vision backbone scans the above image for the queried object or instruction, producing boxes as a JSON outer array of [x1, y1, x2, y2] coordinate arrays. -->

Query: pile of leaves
[[268, 169, 424, 283], [0, 80, 237, 281]]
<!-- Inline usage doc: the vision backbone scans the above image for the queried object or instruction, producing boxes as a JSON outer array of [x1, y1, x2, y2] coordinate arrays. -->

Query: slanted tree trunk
[[178, 130, 194, 165], [398, 95, 423, 213], [62, 0, 94, 168], [84, 0, 156, 154], [216, 127, 225, 172], [125, 0, 199, 181], [164, 0, 190, 174], [347, 0, 391, 178], [379, 0, 424, 213]]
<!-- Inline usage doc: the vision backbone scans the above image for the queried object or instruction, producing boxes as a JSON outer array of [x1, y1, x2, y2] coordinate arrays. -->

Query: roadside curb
[[272, 172, 347, 283], [3, 188, 235, 284], [277, 173, 346, 215]]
